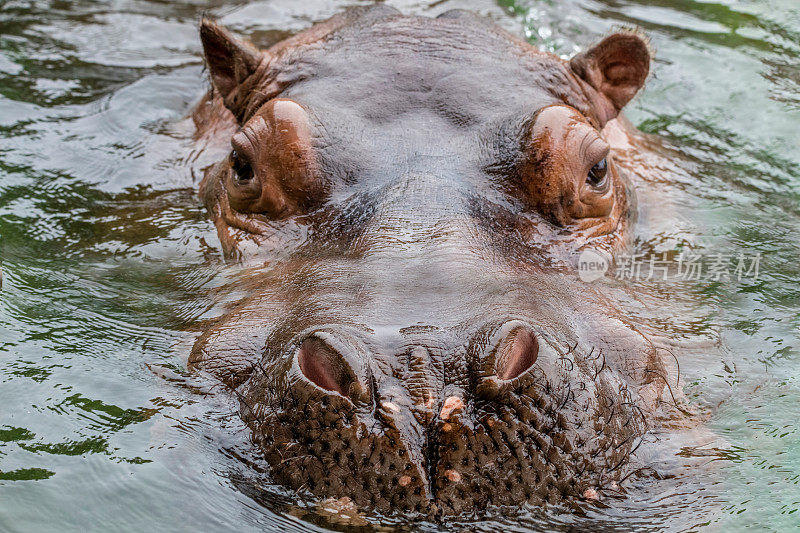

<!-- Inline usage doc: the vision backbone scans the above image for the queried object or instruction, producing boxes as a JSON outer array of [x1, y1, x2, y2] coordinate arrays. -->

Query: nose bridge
[[366, 171, 470, 233], [403, 344, 445, 419], [352, 175, 492, 323]]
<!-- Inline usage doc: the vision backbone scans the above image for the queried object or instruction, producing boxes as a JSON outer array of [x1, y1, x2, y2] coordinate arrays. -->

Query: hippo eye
[[587, 158, 608, 188], [230, 150, 253, 182]]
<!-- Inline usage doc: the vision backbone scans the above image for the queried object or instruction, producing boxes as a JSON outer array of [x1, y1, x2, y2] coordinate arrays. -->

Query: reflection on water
[[0, 0, 798, 531]]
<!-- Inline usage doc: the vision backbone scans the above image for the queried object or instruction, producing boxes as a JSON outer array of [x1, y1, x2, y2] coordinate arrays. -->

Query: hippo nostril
[[495, 326, 539, 381], [298, 337, 351, 395], [295, 335, 370, 403], [472, 321, 543, 398]]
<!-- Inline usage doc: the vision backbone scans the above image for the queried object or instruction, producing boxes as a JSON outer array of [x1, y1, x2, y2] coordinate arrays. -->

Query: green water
[[0, 0, 798, 531]]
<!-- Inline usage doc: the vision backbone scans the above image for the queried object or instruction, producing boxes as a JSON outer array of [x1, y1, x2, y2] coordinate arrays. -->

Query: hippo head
[[191, 6, 666, 516]]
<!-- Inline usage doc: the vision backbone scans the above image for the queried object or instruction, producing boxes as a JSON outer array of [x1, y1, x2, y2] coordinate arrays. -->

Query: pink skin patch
[[582, 488, 600, 501], [440, 396, 465, 420], [445, 470, 461, 483]]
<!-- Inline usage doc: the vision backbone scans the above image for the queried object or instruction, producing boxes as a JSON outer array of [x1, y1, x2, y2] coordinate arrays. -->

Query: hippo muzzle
[[229, 312, 645, 515]]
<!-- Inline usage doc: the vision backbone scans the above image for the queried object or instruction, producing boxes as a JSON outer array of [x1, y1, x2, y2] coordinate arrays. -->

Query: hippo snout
[[237, 322, 643, 514]]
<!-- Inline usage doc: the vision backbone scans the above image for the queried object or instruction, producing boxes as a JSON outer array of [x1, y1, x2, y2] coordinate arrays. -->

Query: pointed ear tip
[[199, 18, 214, 32], [199, 20, 220, 45], [198, 20, 264, 60]]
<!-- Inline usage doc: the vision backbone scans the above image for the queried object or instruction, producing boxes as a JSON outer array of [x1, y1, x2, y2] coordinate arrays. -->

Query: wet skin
[[189, 5, 675, 515]]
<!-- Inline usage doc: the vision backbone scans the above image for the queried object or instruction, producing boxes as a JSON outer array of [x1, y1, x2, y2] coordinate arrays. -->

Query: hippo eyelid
[[577, 128, 610, 167], [230, 129, 257, 158]]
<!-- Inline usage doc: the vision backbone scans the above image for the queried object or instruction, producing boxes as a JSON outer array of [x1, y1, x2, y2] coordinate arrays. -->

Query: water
[[0, 0, 798, 530]]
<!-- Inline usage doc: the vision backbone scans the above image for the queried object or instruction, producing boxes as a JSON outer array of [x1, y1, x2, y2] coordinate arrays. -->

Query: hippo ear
[[200, 20, 265, 107], [570, 32, 650, 112]]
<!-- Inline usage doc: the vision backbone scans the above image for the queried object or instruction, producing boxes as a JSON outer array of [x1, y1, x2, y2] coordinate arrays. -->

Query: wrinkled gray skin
[[189, 5, 677, 516]]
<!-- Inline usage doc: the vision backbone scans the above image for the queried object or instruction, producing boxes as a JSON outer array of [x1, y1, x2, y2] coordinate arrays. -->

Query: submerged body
[[189, 6, 681, 515]]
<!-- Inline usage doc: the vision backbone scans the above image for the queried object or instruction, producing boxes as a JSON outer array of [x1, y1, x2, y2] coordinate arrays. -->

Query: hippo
[[188, 5, 683, 516]]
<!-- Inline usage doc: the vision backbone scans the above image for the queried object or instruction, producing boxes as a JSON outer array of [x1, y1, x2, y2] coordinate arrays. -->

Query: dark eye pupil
[[230, 150, 253, 182], [587, 158, 608, 187]]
